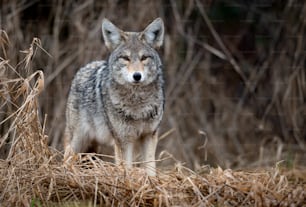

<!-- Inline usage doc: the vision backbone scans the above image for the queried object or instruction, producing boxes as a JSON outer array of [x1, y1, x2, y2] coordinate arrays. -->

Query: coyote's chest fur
[[108, 81, 161, 121]]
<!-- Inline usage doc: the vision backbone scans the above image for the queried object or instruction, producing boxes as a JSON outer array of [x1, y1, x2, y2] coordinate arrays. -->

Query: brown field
[[1, 0, 306, 206]]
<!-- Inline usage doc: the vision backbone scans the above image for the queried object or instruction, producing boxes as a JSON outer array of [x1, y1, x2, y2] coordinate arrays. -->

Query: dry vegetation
[[1, 0, 306, 206]]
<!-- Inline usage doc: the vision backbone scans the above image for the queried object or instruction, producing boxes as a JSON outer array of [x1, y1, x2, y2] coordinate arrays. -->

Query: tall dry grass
[[1, 0, 305, 169]]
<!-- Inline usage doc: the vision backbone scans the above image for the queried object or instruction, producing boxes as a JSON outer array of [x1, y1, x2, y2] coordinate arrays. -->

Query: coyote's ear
[[102, 19, 123, 50], [142, 18, 164, 48]]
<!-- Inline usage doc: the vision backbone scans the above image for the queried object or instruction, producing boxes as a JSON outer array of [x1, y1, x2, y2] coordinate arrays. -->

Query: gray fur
[[64, 18, 165, 176]]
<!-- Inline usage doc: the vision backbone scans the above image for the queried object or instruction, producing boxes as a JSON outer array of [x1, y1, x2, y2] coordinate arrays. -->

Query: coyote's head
[[102, 18, 164, 86]]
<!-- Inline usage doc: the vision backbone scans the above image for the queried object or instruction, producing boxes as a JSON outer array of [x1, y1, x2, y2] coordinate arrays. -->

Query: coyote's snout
[[64, 18, 165, 176]]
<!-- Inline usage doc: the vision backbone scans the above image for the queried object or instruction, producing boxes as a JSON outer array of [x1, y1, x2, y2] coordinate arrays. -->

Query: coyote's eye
[[120, 56, 130, 61], [140, 55, 151, 61]]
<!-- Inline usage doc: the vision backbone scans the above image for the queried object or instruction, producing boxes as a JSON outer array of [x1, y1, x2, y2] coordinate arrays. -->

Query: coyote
[[64, 18, 165, 176]]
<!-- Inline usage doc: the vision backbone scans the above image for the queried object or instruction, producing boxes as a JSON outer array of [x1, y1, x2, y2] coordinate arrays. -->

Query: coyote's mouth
[[131, 81, 143, 86]]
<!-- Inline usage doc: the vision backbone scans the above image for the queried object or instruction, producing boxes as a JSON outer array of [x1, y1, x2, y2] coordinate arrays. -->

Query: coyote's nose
[[133, 72, 142, 82]]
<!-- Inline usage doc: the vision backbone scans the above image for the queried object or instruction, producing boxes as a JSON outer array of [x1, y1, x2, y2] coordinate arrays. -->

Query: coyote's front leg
[[141, 133, 158, 176], [115, 141, 134, 169]]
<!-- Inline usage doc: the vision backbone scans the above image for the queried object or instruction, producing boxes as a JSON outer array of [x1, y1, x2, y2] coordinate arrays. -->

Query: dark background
[[1, 0, 305, 169]]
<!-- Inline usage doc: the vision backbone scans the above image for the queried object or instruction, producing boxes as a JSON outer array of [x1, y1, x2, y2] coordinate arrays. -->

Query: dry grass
[[2, 148, 306, 206], [0, 34, 305, 207], [1, 0, 305, 169]]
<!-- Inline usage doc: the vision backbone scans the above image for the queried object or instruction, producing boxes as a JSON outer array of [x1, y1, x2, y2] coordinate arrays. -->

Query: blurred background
[[1, 0, 305, 170]]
